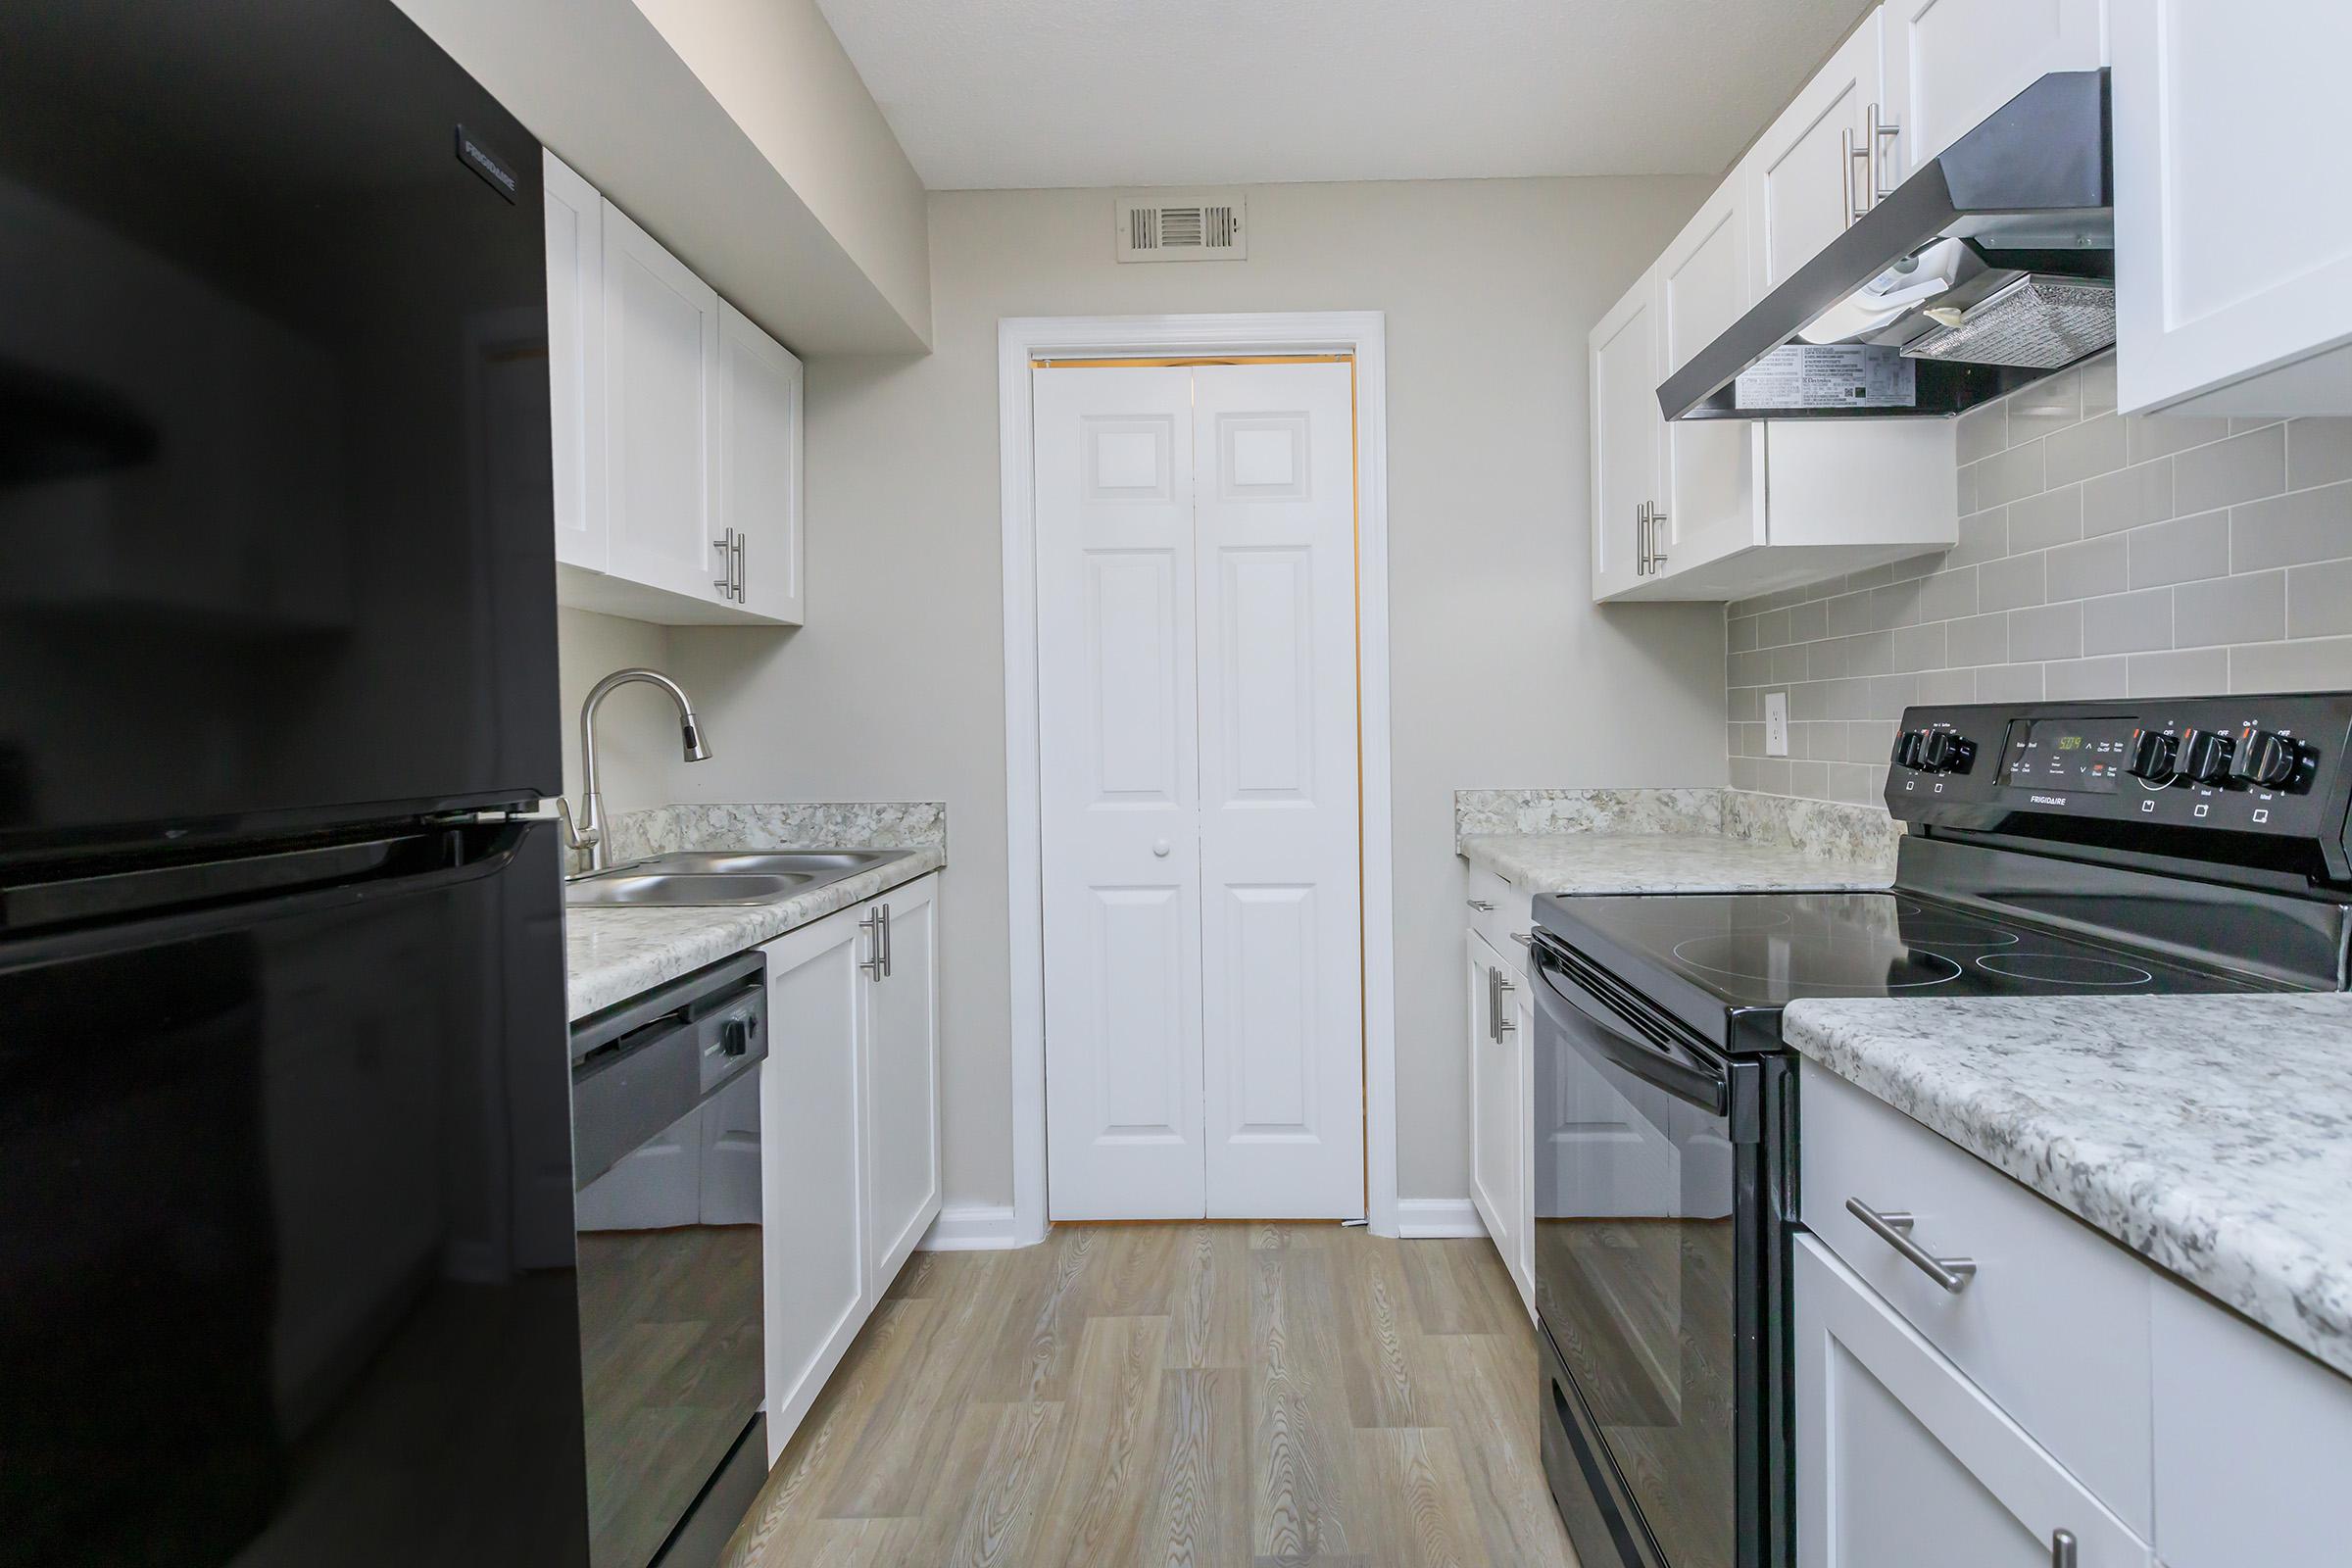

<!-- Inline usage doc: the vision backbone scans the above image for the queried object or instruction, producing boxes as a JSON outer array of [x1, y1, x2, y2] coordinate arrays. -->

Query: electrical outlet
[[1764, 691, 1789, 757]]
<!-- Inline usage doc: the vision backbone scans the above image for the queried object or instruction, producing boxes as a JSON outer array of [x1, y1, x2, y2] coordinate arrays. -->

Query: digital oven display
[[2002, 716, 2136, 794]]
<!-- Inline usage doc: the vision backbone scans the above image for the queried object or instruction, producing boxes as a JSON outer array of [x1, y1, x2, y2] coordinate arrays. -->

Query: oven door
[[1530, 930, 1768, 1568]]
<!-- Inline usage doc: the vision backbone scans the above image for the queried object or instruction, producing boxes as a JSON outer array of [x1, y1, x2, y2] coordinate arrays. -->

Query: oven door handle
[[1531, 937, 1728, 1116]]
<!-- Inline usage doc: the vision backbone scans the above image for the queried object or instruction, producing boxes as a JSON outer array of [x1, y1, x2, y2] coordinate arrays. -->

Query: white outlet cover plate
[[1764, 691, 1789, 757]]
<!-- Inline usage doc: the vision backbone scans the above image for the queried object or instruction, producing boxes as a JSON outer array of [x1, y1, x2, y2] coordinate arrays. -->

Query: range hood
[[1660, 70, 2112, 421]]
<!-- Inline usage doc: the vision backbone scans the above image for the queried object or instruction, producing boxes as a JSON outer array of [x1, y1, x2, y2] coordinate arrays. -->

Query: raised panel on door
[[1883, 0, 2105, 180], [1794, 1237, 2153, 1568], [715, 299, 804, 624], [2115, 1, 2352, 415], [1744, 14, 1880, 294], [1655, 178, 1763, 580], [862, 876, 939, 1294], [600, 199, 721, 606], [542, 151, 605, 572], [1591, 270, 1662, 602], [1194, 364, 1363, 1219], [1467, 930, 1517, 1279], [759, 910, 869, 1455], [1037, 367, 1206, 1220]]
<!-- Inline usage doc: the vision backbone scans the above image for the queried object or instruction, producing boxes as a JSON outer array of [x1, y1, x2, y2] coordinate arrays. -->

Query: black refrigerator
[[0, 2, 590, 1563]]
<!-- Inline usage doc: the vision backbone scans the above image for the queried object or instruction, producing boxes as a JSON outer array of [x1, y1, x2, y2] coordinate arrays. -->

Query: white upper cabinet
[[1590, 268, 1663, 602], [1881, 0, 2106, 180], [547, 165, 803, 624], [714, 301, 807, 624], [600, 198, 722, 609], [542, 151, 606, 575], [1743, 12, 1883, 295], [2115, 1, 2352, 416], [1656, 177, 1762, 582]]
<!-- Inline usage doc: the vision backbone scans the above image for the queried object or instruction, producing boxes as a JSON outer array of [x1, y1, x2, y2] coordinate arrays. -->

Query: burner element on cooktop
[[1670, 933, 1964, 992], [1975, 953, 2157, 988]]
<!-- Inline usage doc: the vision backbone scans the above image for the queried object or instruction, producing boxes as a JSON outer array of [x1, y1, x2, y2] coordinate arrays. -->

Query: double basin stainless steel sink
[[564, 848, 911, 907]]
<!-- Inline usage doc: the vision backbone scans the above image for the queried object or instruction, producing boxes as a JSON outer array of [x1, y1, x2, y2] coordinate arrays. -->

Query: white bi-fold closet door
[[1036, 360, 1365, 1221]]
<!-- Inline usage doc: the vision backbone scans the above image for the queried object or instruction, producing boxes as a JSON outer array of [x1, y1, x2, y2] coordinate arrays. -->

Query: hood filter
[[1901, 274, 2117, 369]]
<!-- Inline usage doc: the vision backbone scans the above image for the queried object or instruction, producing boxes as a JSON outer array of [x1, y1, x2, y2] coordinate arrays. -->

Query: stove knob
[[1892, 730, 1927, 770], [2179, 727, 2235, 784], [2126, 727, 2178, 783], [2228, 726, 2302, 789], [1920, 729, 1972, 773]]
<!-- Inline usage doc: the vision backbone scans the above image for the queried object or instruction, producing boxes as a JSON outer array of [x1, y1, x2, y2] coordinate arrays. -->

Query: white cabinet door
[[2115, 1, 2352, 416], [1794, 1236, 2153, 1568], [1744, 13, 1882, 294], [1654, 177, 1764, 580], [1466, 930, 1521, 1294], [759, 907, 870, 1456], [862, 875, 941, 1296], [1590, 269, 1662, 601], [600, 199, 723, 608], [542, 151, 605, 574], [1882, 0, 2105, 181], [714, 300, 805, 624]]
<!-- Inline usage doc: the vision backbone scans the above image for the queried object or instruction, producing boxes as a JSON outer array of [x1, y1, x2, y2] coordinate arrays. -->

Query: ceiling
[[814, 0, 1876, 190]]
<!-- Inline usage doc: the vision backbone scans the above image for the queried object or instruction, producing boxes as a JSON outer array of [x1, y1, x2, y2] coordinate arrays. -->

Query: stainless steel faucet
[[561, 667, 710, 873]]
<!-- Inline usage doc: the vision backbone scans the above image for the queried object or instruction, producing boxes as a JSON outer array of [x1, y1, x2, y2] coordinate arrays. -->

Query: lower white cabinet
[[1793, 1236, 2152, 1567], [757, 873, 941, 1459], [1464, 918, 1533, 1315]]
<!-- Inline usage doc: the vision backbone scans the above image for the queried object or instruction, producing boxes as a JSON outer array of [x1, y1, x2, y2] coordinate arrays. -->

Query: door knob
[[1152, 838, 1171, 858]]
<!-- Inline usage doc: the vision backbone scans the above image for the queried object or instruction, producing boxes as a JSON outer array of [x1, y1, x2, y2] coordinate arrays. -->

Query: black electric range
[[1527, 694, 2352, 1568]]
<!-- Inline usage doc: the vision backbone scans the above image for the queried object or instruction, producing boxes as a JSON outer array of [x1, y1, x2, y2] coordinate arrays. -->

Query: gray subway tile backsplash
[[1726, 352, 2352, 806]]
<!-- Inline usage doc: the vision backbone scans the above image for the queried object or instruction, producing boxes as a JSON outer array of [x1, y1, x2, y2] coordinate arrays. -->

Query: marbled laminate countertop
[[1785, 993, 2352, 1379], [564, 845, 945, 1021], [1460, 831, 1895, 895]]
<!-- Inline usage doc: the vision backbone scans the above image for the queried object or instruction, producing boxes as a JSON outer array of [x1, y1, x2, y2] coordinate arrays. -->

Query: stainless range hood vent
[[1660, 71, 2113, 420], [1901, 273, 2116, 368]]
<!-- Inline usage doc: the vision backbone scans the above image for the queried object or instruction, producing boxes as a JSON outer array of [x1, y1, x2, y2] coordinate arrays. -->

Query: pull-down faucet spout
[[562, 667, 710, 873]]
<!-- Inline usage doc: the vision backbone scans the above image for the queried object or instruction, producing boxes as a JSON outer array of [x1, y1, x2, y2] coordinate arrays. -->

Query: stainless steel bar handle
[[1494, 971, 1516, 1035], [1846, 1199, 1978, 1293], [713, 527, 738, 600], [2049, 1529, 2077, 1568], [1870, 101, 1903, 200], [1648, 507, 1669, 571], [1485, 965, 1501, 1043], [1467, 899, 1495, 911], [1849, 128, 1875, 221], [732, 531, 747, 602], [878, 902, 893, 978], [1841, 127, 1859, 225], [1636, 501, 1652, 575], [859, 908, 884, 978]]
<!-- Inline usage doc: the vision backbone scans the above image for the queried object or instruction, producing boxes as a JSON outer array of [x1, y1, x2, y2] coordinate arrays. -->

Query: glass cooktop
[[1539, 889, 2277, 1014]]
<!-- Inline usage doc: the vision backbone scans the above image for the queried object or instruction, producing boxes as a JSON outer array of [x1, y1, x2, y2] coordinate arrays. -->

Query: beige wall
[[657, 176, 1727, 1210]]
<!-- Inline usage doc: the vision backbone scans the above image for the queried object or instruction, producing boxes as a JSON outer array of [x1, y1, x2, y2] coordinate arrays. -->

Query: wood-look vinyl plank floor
[[720, 1223, 1577, 1568]]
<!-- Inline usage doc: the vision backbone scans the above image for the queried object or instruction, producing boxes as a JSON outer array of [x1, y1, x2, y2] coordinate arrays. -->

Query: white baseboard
[[1395, 1198, 1487, 1239], [918, 1203, 1021, 1250]]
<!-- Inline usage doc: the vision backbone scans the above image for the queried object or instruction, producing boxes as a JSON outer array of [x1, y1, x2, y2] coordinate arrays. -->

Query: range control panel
[[1885, 694, 2352, 875]]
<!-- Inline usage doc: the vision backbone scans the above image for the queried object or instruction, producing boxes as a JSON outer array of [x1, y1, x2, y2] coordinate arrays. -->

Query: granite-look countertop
[[1461, 831, 1894, 895], [1784, 993, 2352, 1379], [565, 845, 945, 1021]]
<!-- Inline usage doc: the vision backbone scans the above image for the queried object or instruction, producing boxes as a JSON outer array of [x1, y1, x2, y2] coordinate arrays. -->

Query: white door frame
[[999, 312, 1396, 1244]]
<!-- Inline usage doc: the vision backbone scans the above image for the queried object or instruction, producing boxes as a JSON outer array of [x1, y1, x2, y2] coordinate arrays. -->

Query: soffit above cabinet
[[392, 0, 931, 355]]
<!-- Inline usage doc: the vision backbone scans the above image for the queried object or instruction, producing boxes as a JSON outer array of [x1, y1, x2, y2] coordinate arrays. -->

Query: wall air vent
[[1114, 191, 1247, 264]]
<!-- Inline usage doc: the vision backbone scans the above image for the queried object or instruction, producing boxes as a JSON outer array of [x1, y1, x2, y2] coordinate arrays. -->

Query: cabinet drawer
[[1798, 1063, 2153, 1536], [1464, 864, 1531, 974]]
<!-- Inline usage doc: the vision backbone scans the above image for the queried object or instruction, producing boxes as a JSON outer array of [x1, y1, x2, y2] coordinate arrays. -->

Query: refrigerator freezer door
[[0, 821, 586, 1565], [0, 0, 560, 861]]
